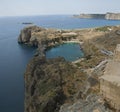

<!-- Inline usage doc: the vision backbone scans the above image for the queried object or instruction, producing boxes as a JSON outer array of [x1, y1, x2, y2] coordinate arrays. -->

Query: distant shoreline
[[74, 12, 120, 20]]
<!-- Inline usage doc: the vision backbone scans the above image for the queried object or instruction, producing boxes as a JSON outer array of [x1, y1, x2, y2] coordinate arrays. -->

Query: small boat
[[22, 22, 33, 25]]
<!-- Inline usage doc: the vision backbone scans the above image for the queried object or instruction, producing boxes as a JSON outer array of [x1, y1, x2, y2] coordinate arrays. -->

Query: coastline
[[18, 25, 120, 112], [74, 12, 120, 20]]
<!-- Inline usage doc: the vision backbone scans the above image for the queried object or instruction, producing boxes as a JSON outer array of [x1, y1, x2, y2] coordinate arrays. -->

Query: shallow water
[[46, 43, 84, 61]]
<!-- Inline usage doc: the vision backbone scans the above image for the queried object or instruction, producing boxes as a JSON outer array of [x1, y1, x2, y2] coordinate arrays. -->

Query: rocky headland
[[105, 12, 120, 20], [73, 14, 105, 19], [74, 12, 120, 20], [18, 25, 120, 112], [24, 56, 88, 112]]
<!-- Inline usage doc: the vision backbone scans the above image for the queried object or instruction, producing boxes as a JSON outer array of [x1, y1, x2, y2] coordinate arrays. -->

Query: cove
[[46, 43, 84, 61], [1, 15, 120, 112]]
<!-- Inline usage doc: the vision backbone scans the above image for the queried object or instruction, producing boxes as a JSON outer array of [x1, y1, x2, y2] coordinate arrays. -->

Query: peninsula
[[18, 25, 120, 112], [74, 12, 120, 20], [74, 14, 105, 19]]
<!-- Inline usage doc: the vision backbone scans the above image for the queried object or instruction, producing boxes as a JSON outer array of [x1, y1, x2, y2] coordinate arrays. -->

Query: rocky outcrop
[[18, 25, 44, 44], [105, 12, 120, 20], [24, 56, 87, 112], [18, 26, 80, 57], [59, 94, 112, 112], [18, 25, 78, 47]]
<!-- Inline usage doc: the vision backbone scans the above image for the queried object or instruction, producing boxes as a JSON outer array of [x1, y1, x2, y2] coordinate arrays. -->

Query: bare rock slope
[[24, 56, 87, 112]]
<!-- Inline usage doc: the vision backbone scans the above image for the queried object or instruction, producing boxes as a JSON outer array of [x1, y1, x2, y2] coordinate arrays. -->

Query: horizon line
[[0, 14, 75, 18], [0, 12, 119, 18]]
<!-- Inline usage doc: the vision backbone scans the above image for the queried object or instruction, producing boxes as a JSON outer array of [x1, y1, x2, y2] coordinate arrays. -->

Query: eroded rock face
[[18, 26, 79, 47], [18, 25, 42, 43], [59, 94, 112, 112], [24, 56, 87, 112], [105, 13, 120, 20]]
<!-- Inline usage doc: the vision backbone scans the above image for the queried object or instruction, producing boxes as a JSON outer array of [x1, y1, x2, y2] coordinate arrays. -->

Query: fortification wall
[[114, 44, 120, 62], [100, 78, 120, 110], [100, 44, 120, 110]]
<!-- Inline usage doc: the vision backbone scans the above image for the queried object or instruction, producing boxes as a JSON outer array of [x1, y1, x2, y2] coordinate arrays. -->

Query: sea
[[1, 15, 120, 112]]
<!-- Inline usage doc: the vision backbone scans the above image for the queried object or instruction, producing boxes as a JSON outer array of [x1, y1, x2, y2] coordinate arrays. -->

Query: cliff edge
[[24, 56, 87, 112]]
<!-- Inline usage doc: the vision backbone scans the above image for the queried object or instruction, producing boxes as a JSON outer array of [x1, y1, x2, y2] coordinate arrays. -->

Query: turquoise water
[[1, 15, 120, 112], [46, 43, 84, 61]]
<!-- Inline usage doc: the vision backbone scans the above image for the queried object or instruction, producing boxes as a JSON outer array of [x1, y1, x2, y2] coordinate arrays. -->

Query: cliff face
[[18, 25, 44, 44], [18, 25, 78, 47], [18, 25, 79, 57], [105, 12, 120, 20], [24, 56, 87, 112]]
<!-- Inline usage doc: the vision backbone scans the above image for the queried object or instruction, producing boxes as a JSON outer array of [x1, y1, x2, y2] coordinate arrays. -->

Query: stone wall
[[100, 44, 120, 111], [100, 78, 120, 110], [114, 44, 120, 62]]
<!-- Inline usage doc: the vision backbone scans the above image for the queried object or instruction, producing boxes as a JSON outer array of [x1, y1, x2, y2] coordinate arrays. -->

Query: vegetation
[[25, 57, 87, 112], [76, 40, 106, 69], [95, 26, 109, 32]]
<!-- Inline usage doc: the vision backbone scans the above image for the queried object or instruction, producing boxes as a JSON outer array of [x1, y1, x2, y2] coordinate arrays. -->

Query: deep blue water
[[46, 43, 84, 61], [1, 15, 120, 112]]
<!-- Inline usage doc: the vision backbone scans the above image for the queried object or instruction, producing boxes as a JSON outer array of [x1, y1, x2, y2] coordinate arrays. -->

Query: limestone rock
[[61, 32, 77, 38], [59, 94, 112, 112], [105, 12, 120, 20], [18, 26, 79, 55], [18, 25, 45, 44], [74, 12, 120, 20], [24, 56, 87, 112]]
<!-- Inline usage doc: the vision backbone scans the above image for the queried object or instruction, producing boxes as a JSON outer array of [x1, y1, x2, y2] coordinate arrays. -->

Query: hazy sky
[[0, 0, 120, 16]]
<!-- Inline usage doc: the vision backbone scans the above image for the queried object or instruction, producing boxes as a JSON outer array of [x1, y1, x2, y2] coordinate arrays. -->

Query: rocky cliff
[[74, 12, 120, 20], [105, 12, 120, 20], [74, 14, 105, 19], [18, 25, 78, 47], [24, 56, 87, 112], [18, 25, 78, 56]]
